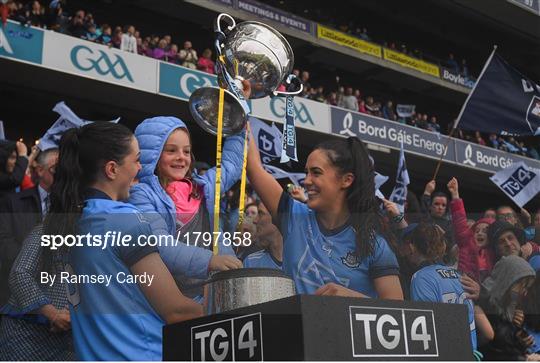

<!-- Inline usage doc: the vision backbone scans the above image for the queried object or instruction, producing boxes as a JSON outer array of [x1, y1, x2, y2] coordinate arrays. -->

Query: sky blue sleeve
[[128, 185, 171, 236], [369, 235, 400, 279], [529, 254, 540, 272], [128, 188, 213, 279]]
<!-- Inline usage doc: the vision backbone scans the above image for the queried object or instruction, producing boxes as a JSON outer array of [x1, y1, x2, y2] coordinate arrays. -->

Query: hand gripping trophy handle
[[188, 13, 297, 136]]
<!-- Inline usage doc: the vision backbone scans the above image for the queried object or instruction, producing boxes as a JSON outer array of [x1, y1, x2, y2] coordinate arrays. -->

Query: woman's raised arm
[[246, 128, 284, 220]]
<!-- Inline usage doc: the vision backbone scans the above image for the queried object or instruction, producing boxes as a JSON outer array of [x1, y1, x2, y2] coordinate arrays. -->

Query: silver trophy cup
[[189, 13, 296, 136]]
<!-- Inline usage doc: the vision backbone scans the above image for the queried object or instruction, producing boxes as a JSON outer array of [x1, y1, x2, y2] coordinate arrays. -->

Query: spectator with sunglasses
[[497, 205, 531, 229]]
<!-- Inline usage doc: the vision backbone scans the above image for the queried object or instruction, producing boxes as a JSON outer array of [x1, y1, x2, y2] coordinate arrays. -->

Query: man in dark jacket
[[0, 148, 58, 306]]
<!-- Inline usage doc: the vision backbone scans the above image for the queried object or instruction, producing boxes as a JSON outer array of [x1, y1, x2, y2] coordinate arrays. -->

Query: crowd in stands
[[266, 0, 475, 79], [1, 3, 540, 358], [4, 0, 217, 73], [5, 0, 539, 160], [0, 111, 540, 360], [293, 69, 539, 160]]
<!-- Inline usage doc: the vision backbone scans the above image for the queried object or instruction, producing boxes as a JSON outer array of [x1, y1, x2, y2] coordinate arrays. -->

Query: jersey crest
[[341, 251, 360, 268]]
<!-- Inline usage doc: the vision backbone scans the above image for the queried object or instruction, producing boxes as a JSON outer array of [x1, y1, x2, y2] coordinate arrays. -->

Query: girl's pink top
[[165, 179, 202, 225]]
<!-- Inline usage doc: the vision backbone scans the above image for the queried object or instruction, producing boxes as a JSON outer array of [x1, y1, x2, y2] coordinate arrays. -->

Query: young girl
[[447, 177, 495, 282], [247, 135, 403, 299], [129, 116, 242, 297], [44, 122, 202, 360]]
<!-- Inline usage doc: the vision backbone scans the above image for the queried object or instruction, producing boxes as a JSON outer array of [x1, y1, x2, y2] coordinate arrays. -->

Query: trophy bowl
[[221, 20, 294, 99], [204, 268, 296, 315], [189, 86, 247, 136], [188, 15, 295, 136]]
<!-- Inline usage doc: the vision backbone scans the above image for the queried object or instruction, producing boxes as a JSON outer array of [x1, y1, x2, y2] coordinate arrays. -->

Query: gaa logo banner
[[159, 62, 217, 101], [250, 96, 331, 134], [42, 30, 158, 92], [70, 45, 133, 82], [349, 306, 438, 357]]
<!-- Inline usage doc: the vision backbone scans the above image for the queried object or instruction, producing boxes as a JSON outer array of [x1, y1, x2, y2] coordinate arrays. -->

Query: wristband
[[392, 213, 405, 224]]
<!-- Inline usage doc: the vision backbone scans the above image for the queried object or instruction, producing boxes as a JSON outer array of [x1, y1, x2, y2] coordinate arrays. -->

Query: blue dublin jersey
[[66, 190, 164, 361], [243, 250, 282, 270], [529, 254, 540, 272], [410, 264, 477, 351], [276, 193, 399, 296]]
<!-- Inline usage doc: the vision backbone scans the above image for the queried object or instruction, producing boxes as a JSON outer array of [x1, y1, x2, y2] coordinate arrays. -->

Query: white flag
[[396, 104, 416, 118], [249, 117, 283, 164], [389, 141, 410, 213], [38, 101, 120, 151], [490, 162, 540, 208], [374, 172, 388, 199], [263, 164, 306, 186]]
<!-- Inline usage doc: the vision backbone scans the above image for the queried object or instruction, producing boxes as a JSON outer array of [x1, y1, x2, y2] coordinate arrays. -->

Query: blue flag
[[249, 117, 282, 164], [457, 50, 540, 136]]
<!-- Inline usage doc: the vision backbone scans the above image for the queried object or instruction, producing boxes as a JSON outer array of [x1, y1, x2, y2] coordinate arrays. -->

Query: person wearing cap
[[479, 255, 536, 361], [489, 220, 530, 258], [447, 177, 495, 282]]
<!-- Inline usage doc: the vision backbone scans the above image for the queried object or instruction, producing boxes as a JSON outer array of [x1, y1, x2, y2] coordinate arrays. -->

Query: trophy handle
[[214, 13, 236, 57], [215, 13, 236, 34], [272, 74, 304, 97]]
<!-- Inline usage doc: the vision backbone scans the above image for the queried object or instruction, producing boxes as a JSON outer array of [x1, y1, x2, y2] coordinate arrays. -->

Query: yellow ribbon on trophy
[[236, 122, 250, 232], [212, 87, 225, 256], [212, 56, 250, 255]]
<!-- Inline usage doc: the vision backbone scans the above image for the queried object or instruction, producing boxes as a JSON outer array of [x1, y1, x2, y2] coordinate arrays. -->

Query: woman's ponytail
[[44, 128, 85, 237], [347, 137, 380, 258]]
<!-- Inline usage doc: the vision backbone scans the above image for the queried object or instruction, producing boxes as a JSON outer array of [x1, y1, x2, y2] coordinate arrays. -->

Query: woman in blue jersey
[[246, 135, 403, 299], [43, 122, 202, 361], [401, 222, 493, 356]]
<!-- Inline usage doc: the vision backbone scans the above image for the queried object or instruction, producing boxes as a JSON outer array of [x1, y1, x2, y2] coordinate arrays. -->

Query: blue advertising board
[[0, 20, 44, 64]]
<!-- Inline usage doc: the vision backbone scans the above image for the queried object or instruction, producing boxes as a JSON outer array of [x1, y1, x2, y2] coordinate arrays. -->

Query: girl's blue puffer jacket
[[129, 116, 244, 279]]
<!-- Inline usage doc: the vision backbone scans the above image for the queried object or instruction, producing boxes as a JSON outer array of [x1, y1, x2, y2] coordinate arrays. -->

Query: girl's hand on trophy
[[241, 79, 252, 99], [208, 255, 243, 272]]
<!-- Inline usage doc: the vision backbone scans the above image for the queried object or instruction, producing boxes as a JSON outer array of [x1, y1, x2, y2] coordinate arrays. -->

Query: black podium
[[163, 295, 473, 361]]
